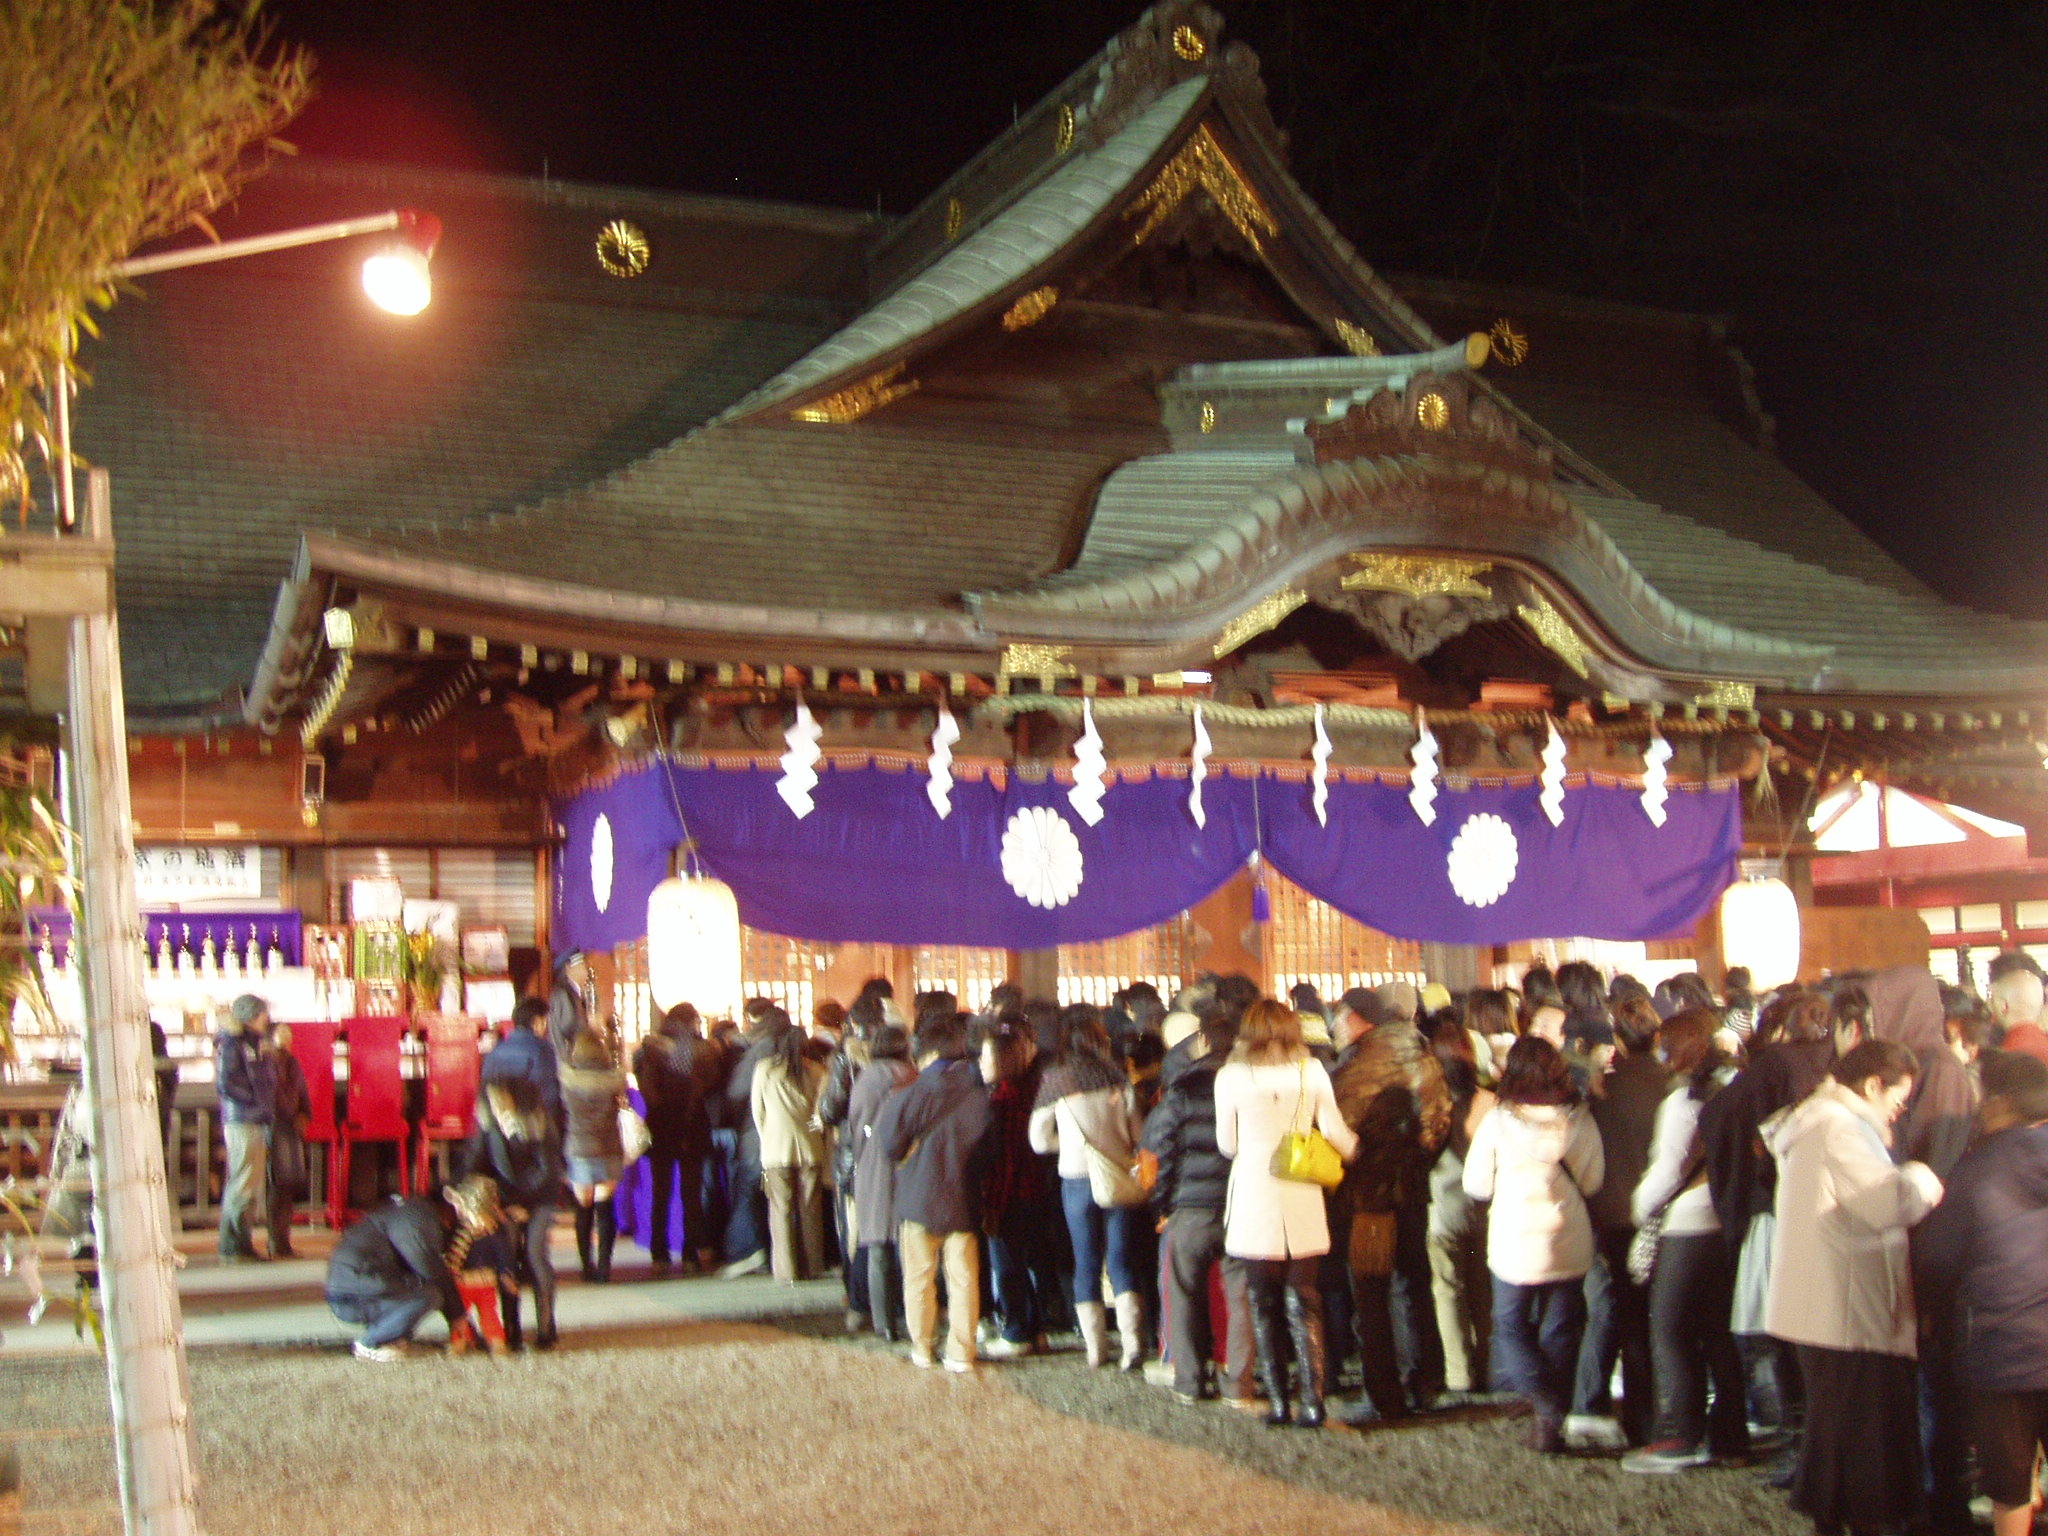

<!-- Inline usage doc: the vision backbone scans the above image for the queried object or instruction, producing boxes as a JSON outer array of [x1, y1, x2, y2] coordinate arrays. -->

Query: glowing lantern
[[1718, 876, 1802, 989], [646, 876, 743, 1021]]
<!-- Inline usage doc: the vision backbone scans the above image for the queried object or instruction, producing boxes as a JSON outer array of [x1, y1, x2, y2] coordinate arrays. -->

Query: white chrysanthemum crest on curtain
[[1641, 732, 1673, 827], [1001, 806, 1085, 909], [1310, 704, 1332, 827], [926, 702, 961, 819], [1409, 711, 1440, 826], [776, 695, 823, 819], [1539, 720, 1569, 827], [1068, 698, 1107, 826], [1189, 704, 1212, 830]]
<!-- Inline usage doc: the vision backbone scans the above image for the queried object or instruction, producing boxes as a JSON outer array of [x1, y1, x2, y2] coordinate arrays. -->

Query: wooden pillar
[[1419, 942, 1488, 993], [1189, 866, 1264, 991], [1009, 948, 1059, 1004]]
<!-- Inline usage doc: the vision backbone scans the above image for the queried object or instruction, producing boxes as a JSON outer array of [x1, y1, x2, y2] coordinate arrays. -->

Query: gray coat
[[848, 1058, 916, 1247]]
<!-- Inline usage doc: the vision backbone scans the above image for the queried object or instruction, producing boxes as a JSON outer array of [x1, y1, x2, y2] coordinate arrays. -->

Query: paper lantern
[[646, 876, 743, 1020], [1719, 877, 1802, 989]]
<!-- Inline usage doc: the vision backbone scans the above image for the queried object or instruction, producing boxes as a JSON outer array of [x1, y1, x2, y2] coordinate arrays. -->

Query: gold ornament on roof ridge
[[944, 198, 966, 242], [1416, 392, 1451, 431], [1199, 400, 1217, 433], [1055, 104, 1078, 157], [1334, 318, 1382, 357], [1695, 679, 1757, 710], [1127, 123, 1278, 254], [1213, 586, 1308, 658], [1488, 318, 1529, 366], [999, 642, 1077, 679], [1518, 595, 1592, 679], [790, 362, 920, 424], [1001, 286, 1060, 331], [596, 220, 651, 278], [1172, 23, 1208, 60], [1342, 554, 1494, 600]]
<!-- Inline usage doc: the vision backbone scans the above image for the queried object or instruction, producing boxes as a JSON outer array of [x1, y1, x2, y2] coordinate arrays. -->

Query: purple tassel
[[1251, 878, 1271, 925]]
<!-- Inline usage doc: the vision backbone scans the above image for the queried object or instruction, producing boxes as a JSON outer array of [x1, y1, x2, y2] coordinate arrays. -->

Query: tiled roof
[[714, 79, 1209, 424], [74, 160, 872, 713]]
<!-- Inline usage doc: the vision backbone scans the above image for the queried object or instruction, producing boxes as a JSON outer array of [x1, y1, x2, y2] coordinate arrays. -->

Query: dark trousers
[[1059, 1177, 1141, 1301], [863, 1241, 902, 1336], [1575, 1227, 1654, 1440], [646, 1147, 706, 1263], [721, 1132, 766, 1263], [1352, 1200, 1447, 1417], [987, 1198, 1060, 1344], [838, 1190, 869, 1312], [1163, 1207, 1246, 1396], [1493, 1275, 1586, 1426], [1648, 1231, 1747, 1454], [330, 1287, 440, 1348], [1920, 1304, 1974, 1531]]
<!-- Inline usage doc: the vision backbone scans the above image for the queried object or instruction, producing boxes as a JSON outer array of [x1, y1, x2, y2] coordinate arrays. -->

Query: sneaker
[[981, 1335, 1034, 1361], [716, 1250, 768, 1279], [1622, 1441, 1712, 1475], [909, 1347, 937, 1369], [1223, 1395, 1269, 1416], [1564, 1413, 1629, 1450], [1171, 1388, 1203, 1408], [844, 1309, 871, 1335], [942, 1355, 977, 1375], [1141, 1358, 1175, 1388], [352, 1340, 407, 1364]]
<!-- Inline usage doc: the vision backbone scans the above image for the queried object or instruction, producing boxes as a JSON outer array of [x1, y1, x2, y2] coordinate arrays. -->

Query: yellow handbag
[[1269, 1061, 1346, 1189]]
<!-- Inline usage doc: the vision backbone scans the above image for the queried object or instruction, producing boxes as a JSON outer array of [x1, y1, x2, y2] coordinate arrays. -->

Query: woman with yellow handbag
[[1214, 998, 1359, 1428]]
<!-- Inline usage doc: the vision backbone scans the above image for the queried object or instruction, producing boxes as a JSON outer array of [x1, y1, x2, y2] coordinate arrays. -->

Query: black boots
[[574, 1204, 595, 1282], [1249, 1281, 1291, 1427], [594, 1199, 616, 1284], [1285, 1287, 1328, 1429], [500, 1285, 523, 1351]]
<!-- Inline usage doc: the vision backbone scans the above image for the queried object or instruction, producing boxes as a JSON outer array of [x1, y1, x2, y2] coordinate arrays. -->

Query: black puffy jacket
[[325, 1197, 462, 1322], [1142, 1053, 1230, 1213]]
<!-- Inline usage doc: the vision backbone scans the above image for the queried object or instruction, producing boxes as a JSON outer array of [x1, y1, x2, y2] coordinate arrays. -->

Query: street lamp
[[49, 206, 438, 1536]]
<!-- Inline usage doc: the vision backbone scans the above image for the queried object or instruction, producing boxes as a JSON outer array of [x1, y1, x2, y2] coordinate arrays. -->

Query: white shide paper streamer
[[1067, 698, 1107, 827], [776, 696, 823, 819]]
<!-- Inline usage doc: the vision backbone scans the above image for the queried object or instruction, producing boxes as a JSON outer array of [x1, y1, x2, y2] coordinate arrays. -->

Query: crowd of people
[[242, 944, 2048, 1536]]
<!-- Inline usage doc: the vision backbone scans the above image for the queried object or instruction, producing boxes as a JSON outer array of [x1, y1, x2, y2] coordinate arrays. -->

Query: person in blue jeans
[[1463, 1036, 1605, 1453], [979, 1015, 1059, 1358], [1030, 1008, 1147, 1369]]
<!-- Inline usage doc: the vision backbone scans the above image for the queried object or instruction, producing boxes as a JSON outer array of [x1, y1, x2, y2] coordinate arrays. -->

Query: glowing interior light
[[362, 244, 432, 315]]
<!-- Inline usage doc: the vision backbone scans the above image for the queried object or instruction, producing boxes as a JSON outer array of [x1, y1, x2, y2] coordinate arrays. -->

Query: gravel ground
[[1, 1313, 1814, 1536]]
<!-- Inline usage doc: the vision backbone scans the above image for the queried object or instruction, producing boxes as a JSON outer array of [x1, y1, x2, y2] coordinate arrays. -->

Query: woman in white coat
[[1214, 998, 1358, 1428], [1463, 1035, 1604, 1452], [1765, 1038, 1942, 1536]]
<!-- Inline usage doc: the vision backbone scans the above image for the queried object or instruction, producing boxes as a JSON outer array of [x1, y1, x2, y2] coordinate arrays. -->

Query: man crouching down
[[327, 1176, 511, 1362]]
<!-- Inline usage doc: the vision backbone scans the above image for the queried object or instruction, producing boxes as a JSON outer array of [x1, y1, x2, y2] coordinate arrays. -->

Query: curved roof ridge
[[709, 79, 1209, 429]]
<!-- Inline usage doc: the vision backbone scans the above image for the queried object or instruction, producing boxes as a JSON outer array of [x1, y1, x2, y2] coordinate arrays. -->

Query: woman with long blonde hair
[[1214, 998, 1357, 1428]]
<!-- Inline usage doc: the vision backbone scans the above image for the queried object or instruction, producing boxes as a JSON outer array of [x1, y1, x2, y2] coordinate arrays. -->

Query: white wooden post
[[66, 461, 203, 1533]]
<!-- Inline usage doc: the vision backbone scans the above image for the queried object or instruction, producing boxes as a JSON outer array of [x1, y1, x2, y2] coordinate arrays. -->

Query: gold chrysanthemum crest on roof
[[1001, 286, 1060, 331], [596, 220, 651, 278], [1334, 318, 1382, 357], [1212, 586, 1308, 658], [1172, 23, 1208, 59], [944, 198, 966, 242], [1517, 594, 1592, 679], [1055, 104, 1078, 156], [790, 363, 920, 424], [1488, 318, 1529, 366], [999, 643, 1077, 679], [1127, 123, 1278, 254], [1341, 554, 1494, 600]]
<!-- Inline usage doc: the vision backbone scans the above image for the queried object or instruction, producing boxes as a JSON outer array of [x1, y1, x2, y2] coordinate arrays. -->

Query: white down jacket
[[1764, 1078, 1943, 1358], [1463, 1101, 1605, 1285]]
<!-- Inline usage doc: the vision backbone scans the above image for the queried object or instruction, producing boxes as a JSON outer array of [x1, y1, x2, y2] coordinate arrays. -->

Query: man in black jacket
[[877, 1011, 993, 1373], [633, 1003, 714, 1273], [326, 1192, 471, 1362], [1143, 1008, 1251, 1407]]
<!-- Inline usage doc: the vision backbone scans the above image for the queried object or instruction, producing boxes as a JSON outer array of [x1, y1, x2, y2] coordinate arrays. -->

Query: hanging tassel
[[1311, 704, 1332, 827], [1068, 698, 1107, 827], [1641, 731, 1673, 827], [1539, 720, 1568, 827], [775, 696, 822, 819], [1189, 704, 1211, 830], [1409, 710, 1440, 826], [1250, 851, 1272, 924], [925, 702, 960, 819]]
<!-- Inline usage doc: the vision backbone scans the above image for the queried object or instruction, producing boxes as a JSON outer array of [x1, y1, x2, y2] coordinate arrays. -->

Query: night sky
[[262, 0, 2048, 623]]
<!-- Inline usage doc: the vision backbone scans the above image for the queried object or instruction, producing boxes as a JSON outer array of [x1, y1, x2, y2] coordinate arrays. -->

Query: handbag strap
[[1290, 1059, 1311, 1137]]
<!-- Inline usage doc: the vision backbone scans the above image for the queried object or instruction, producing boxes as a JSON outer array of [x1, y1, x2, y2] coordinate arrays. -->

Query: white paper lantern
[[1719, 877, 1802, 990], [646, 875, 744, 1020]]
